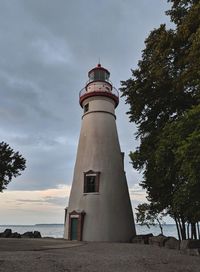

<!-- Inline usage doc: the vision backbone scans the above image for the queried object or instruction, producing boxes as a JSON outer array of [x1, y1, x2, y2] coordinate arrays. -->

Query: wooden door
[[71, 218, 78, 240]]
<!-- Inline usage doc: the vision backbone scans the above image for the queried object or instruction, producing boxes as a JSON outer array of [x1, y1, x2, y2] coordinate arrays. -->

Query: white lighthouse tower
[[64, 64, 136, 241]]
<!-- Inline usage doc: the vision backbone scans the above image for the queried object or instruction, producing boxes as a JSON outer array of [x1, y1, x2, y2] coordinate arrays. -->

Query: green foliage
[[0, 142, 26, 192], [136, 203, 165, 234], [121, 0, 200, 137], [136, 203, 154, 228], [155, 106, 200, 223], [121, 0, 200, 237], [166, 0, 199, 25]]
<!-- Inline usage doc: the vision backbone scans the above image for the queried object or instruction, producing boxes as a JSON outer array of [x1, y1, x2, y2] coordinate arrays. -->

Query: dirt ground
[[0, 238, 199, 272]]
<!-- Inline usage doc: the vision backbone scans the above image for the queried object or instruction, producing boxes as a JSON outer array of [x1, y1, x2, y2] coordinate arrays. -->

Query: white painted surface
[[64, 81, 136, 242]]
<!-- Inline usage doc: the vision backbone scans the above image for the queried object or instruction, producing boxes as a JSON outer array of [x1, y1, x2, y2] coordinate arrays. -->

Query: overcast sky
[[0, 0, 172, 225]]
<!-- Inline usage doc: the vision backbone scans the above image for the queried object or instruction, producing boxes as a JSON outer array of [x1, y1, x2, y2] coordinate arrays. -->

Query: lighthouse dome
[[79, 64, 119, 108], [88, 63, 110, 82]]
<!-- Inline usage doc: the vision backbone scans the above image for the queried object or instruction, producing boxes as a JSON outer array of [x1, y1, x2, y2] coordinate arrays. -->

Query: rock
[[180, 239, 200, 250], [0, 229, 22, 238], [149, 235, 169, 247], [11, 232, 21, 238], [33, 231, 42, 238], [164, 237, 180, 250], [180, 239, 200, 256], [186, 249, 200, 256], [1, 229, 12, 238], [131, 233, 153, 244], [21, 231, 42, 238], [21, 231, 34, 238], [131, 236, 145, 244], [180, 239, 200, 255]]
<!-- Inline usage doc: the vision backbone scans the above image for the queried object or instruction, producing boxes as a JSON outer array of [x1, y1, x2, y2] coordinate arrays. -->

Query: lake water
[[0, 224, 178, 239]]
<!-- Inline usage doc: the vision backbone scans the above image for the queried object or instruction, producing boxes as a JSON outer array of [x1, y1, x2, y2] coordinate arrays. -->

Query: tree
[[136, 203, 165, 235], [0, 142, 26, 192], [121, 0, 200, 239], [154, 105, 200, 239]]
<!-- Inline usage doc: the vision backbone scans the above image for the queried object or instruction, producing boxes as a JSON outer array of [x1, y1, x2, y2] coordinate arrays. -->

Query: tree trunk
[[187, 223, 190, 239], [177, 217, 183, 240], [191, 223, 194, 239], [197, 222, 200, 240], [156, 218, 163, 235], [191, 223, 197, 240], [174, 216, 181, 240], [181, 217, 186, 240], [194, 223, 197, 240]]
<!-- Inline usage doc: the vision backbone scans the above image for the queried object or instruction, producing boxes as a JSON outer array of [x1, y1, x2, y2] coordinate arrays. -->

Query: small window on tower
[[84, 171, 100, 193], [84, 103, 89, 113]]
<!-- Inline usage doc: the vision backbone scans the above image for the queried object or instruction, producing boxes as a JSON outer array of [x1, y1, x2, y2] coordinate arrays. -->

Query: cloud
[[0, 185, 70, 224], [32, 38, 72, 65], [16, 196, 67, 206], [129, 183, 147, 203]]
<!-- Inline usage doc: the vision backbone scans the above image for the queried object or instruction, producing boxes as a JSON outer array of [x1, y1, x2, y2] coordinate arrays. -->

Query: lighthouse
[[64, 64, 136, 241]]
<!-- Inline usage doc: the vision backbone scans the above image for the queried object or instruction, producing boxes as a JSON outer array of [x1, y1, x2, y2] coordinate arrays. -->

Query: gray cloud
[[0, 0, 171, 192], [44, 196, 68, 206], [16, 196, 67, 207]]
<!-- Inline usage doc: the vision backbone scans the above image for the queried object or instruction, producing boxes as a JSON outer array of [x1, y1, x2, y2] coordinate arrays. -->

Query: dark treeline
[[121, 0, 200, 240]]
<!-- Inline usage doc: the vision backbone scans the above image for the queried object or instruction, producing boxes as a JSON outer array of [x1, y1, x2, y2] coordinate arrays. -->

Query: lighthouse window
[[89, 71, 94, 81], [105, 72, 109, 80], [85, 176, 96, 193], [84, 171, 100, 193], [84, 103, 89, 113]]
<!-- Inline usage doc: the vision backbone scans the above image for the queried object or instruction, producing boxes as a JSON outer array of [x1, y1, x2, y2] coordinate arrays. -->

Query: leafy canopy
[[0, 142, 26, 192]]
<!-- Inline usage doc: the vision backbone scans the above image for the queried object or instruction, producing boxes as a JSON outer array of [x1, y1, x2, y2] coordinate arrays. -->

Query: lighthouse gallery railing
[[79, 85, 119, 99]]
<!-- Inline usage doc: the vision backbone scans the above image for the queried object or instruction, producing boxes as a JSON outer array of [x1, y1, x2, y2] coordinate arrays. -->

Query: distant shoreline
[[0, 224, 178, 239]]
